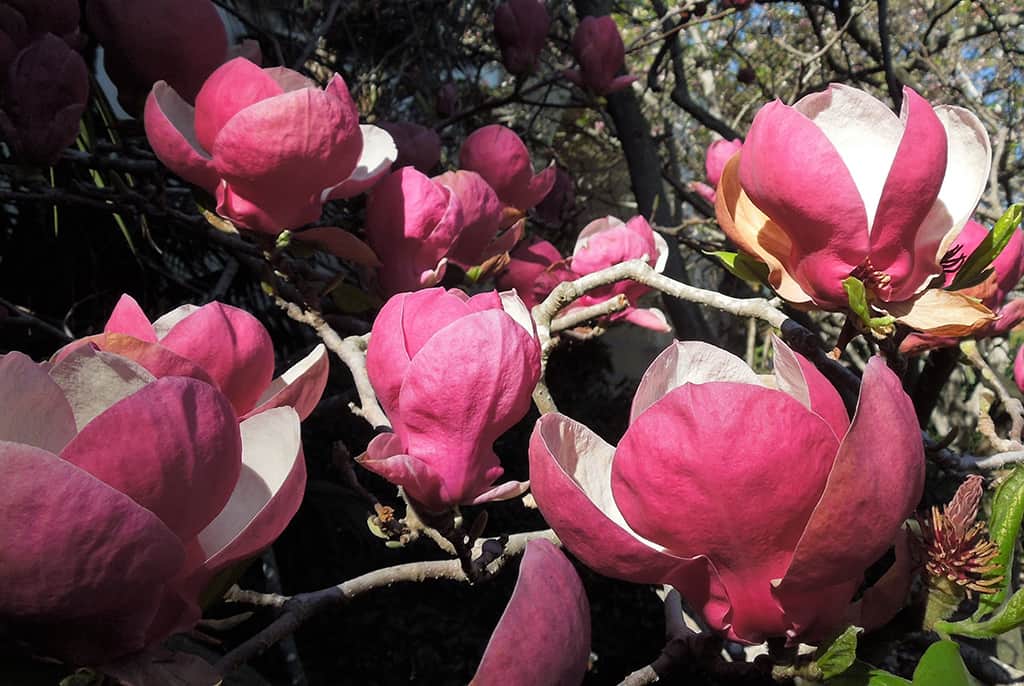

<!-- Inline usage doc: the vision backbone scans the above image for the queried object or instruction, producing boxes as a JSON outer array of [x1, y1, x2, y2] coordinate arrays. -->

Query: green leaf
[[911, 640, 972, 686], [938, 587, 1024, 638], [976, 465, 1024, 618], [826, 661, 910, 685], [842, 276, 895, 331], [949, 203, 1024, 290], [816, 625, 862, 679], [707, 250, 770, 285]]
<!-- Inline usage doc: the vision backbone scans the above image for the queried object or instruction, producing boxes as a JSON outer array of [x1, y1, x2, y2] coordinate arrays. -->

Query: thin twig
[[216, 529, 558, 675], [961, 340, 1024, 445]]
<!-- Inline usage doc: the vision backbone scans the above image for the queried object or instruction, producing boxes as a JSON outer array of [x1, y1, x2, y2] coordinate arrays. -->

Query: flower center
[[851, 259, 893, 301]]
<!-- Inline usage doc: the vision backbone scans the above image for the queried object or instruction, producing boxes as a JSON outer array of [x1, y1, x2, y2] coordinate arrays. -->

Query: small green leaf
[[911, 640, 972, 686], [707, 250, 770, 285], [842, 276, 896, 331], [816, 625, 862, 679], [976, 465, 1024, 618], [826, 661, 910, 685], [949, 203, 1024, 290]]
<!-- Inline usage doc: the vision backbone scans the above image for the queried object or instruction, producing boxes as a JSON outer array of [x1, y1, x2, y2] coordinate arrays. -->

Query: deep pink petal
[[619, 306, 671, 331], [770, 335, 850, 440], [740, 98, 870, 307], [473, 539, 589, 686], [211, 77, 362, 229], [434, 170, 504, 267], [89, 334, 218, 387], [144, 82, 219, 192], [0, 351, 76, 453], [193, 57, 282, 153], [245, 344, 329, 421], [571, 16, 629, 95], [630, 341, 760, 424], [772, 356, 924, 638], [358, 432, 449, 510], [706, 139, 743, 186], [0, 441, 185, 664], [59, 377, 242, 542], [216, 180, 317, 233], [493, 0, 550, 75], [868, 88, 949, 300], [846, 526, 914, 633], [366, 292, 416, 422], [378, 121, 442, 173], [613, 382, 839, 642], [460, 125, 541, 210], [158, 302, 275, 415], [104, 294, 157, 341]]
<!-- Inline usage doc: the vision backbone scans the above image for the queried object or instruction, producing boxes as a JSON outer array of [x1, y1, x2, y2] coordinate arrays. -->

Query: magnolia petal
[[325, 124, 397, 200], [716, 155, 813, 305], [529, 414, 709, 586], [630, 341, 760, 424], [472, 540, 590, 686], [158, 302, 276, 415], [104, 294, 157, 342], [48, 345, 155, 432], [470, 478, 530, 505], [740, 97, 870, 307], [195, 407, 305, 579], [792, 83, 904, 230], [620, 307, 671, 332], [0, 351, 76, 453], [868, 89, 949, 301], [193, 57, 283, 153], [215, 181, 309, 233], [151, 304, 200, 339], [652, 230, 670, 273], [94, 334, 218, 387], [773, 357, 924, 638], [605, 74, 638, 94], [0, 441, 185, 664], [613, 382, 839, 642], [498, 289, 536, 337], [143, 82, 219, 192], [357, 432, 448, 510], [246, 344, 329, 421], [989, 299, 1024, 337], [846, 526, 915, 633], [887, 288, 995, 336], [60, 377, 242, 542], [770, 335, 849, 441], [365, 292, 416, 421], [919, 106, 993, 268], [294, 226, 381, 266]]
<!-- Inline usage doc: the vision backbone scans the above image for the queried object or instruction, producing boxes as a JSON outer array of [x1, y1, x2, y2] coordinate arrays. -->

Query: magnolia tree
[[2, 0, 1024, 684]]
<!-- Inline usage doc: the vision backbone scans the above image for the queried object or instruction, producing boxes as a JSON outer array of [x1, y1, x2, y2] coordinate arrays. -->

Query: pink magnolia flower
[[0, 33, 87, 164], [472, 539, 590, 686], [494, 0, 550, 76], [378, 121, 442, 174], [460, 124, 555, 212], [901, 220, 1024, 354], [87, 0, 248, 111], [530, 337, 924, 644], [434, 169, 523, 270], [361, 288, 541, 513], [564, 16, 636, 96], [0, 343, 306, 663], [365, 167, 463, 295], [570, 215, 672, 331], [693, 138, 743, 204], [495, 236, 577, 309], [145, 58, 395, 234], [717, 83, 994, 335]]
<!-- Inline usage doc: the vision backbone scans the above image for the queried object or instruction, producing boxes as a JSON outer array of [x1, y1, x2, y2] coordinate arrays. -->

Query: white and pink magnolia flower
[[361, 288, 540, 513], [570, 215, 672, 332], [472, 539, 590, 686], [530, 337, 923, 644], [144, 58, 396, 234], [717, 83, 994, 335], [1, 295, 326, 663]]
